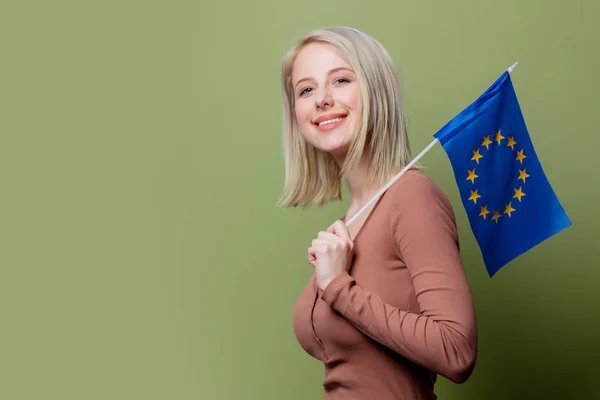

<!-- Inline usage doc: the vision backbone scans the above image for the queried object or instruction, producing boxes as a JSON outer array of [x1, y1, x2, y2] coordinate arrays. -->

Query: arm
[[321, 174, 478, 383]]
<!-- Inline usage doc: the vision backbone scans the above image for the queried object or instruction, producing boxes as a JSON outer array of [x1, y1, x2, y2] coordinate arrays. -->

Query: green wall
[[2, 1, 598, 399]]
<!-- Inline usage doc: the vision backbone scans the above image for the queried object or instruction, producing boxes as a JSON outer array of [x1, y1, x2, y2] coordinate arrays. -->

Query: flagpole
[[345, 62, 519, 227], [345, 138, 439, 226]]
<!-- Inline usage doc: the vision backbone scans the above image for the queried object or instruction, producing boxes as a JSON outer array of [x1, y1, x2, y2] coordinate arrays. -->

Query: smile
[[313, 114, 348, 131], [318, 117, 344, 126]]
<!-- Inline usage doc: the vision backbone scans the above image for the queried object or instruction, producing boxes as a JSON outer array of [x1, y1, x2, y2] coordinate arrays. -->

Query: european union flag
[[433, 70, 571, 277]]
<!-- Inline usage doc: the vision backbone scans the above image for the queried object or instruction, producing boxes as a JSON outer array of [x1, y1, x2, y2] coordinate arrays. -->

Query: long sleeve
[[321, 173, 478, 384]]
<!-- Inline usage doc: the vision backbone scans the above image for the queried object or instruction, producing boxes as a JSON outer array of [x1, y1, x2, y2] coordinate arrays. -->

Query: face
[[291, 42, 360, 158]]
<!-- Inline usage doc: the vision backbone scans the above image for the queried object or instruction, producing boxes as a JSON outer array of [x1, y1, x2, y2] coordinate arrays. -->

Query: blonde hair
[[277, 26, 416, 208]]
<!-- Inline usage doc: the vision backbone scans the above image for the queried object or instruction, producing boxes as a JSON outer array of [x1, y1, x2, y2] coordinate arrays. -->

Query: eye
[[335, 77, 350, 84], [299, 87, 313, 97]]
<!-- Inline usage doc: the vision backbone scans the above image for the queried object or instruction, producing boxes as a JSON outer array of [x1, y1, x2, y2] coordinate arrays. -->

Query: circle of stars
[[466, 129, 530, 224]]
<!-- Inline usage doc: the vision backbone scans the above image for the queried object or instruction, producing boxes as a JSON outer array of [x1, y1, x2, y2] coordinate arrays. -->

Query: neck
[[334, 152, 392, 214]]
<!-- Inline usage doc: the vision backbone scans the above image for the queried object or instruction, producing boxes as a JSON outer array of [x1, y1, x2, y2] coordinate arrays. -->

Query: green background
[[2, 1, 598, 399]]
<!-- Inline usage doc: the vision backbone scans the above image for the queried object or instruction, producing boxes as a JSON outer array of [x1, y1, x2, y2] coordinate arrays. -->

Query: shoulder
[[387, 169, 453, 212], [385, 169, 460, 254]]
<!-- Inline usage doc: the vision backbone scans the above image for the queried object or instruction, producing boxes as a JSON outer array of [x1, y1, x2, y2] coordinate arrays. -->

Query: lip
[[313, 113, 348, 125]]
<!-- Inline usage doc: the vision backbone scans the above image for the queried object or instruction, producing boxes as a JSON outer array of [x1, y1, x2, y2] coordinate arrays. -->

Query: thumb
[[308, 248, 318, 267]]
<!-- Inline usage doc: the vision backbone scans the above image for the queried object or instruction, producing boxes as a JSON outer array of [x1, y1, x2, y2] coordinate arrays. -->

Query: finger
[[325, 222, 353, 251], [317, 231, 342, 242], [317, 232, 348, 250], [309, 244, 329, 253], [326, 219, 344, 233], [328, 220, 352, 242], [308, 249, 316, 265], [308, 244, 327, 266], [311, 238, 329, 246], [308, 244, 328, 259]]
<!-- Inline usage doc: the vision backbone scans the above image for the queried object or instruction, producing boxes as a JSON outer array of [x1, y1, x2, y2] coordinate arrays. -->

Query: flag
[[433, 70, 571, 277]]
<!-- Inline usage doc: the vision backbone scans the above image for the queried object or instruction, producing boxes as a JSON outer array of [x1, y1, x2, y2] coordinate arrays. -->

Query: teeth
[[318, 117, 343, 127]]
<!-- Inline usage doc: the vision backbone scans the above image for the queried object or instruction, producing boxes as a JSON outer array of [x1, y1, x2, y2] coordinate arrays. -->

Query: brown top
[[292, 169, 478, 400]]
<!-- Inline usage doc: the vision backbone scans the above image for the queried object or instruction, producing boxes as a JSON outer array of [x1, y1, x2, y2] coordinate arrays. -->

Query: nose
[[315, 88, 334, 110]]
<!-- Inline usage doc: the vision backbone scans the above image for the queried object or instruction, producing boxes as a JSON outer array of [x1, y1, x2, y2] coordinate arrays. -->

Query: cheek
[[293, 105, 311, 141], [347, 87, 359, 110], [294, 102, 311, 126]]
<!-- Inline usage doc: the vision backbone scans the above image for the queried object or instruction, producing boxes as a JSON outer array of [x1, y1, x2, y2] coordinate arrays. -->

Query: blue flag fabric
[[433, 71, 571, 277]]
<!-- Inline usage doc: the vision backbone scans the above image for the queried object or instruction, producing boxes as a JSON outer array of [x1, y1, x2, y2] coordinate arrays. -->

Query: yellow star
[[468, 189, 481, 204], [507, 136, 517, 150], [495, 129, 505, 145], [471, 149, 483, 164], [516, 149, 526, 163], [504, 202, 516, 217], [518, 168, 530, 183], [466, 168, 478, 184], [491, 210, 501, 223], [513, 186, 526, 202], [479, 205, 490, 220], [481, 135, 492, 150]]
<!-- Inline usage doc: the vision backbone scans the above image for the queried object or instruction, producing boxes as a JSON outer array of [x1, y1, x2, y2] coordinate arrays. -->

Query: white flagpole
[[345, 137, 439, 226], [345, 62, 519, 227]]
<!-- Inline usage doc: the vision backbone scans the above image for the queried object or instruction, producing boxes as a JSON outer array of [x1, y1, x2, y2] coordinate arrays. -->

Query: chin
[[319, 136, 351, 157], [301, 124, 353, 157]]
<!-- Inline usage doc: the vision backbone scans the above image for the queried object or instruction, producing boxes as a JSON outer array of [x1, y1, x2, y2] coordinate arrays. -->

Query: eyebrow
[[294, 67, 355, 89]]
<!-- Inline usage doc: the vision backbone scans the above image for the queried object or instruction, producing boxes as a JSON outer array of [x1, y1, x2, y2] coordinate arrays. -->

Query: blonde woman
[[279, 26, 478, 399]]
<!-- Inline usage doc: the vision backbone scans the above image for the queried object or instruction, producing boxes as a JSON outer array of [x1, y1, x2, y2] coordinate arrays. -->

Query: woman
[[278, 26, 478, 399]]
